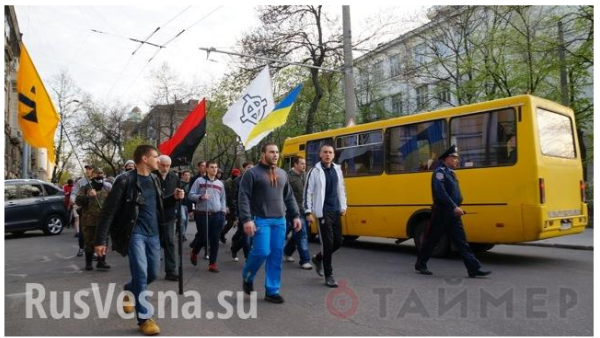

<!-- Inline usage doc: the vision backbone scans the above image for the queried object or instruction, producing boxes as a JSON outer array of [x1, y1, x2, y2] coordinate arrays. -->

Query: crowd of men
[[64, 142, 489, 336]]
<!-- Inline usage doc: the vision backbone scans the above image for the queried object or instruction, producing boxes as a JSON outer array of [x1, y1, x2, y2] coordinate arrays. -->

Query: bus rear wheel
[[413, 219, 450, 258]]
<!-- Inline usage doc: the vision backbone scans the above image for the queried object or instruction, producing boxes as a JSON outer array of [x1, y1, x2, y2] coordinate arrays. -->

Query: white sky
[[14, 5, 430, 113]]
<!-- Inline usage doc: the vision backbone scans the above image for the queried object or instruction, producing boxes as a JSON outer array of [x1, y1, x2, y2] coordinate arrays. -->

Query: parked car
[[4, 179, 69, 236]]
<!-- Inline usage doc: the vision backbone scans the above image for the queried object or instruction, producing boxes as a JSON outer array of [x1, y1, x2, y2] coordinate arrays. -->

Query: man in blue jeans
[[283, 156, 312, 269], [94, 145, 184, 335], [238, 143, 301, 304]]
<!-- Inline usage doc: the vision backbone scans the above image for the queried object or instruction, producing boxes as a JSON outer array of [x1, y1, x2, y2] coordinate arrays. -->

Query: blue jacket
[[431, 164, 463, 210]]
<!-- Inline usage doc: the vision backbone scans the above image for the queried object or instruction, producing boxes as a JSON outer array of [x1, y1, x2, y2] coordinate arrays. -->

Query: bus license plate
[[560, 219, 572, 231]]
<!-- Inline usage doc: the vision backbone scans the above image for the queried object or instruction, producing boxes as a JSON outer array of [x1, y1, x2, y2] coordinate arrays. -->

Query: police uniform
[[415, 145, 491, 277]]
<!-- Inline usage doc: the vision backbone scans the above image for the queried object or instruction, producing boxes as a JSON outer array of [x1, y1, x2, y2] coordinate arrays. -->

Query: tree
[[48, 70, 82, 183], [147, 62, 204, 143], [73, 101, 130, 176]]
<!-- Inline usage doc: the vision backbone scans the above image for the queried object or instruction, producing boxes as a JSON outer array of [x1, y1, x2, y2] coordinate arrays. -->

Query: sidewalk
[[516, 228, 593, 250]]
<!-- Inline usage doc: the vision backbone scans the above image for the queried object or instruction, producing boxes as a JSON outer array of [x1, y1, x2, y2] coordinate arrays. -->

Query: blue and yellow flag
[[17, 44, 60, 162], [245, 84, 303, 146]]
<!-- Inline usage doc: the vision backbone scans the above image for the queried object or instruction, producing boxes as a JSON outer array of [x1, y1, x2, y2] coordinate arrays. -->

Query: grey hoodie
[[238, 163, 299, 224]]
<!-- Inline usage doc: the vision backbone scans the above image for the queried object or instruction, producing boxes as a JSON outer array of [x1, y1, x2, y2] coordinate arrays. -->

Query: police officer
[[414, 145, 491, 278]]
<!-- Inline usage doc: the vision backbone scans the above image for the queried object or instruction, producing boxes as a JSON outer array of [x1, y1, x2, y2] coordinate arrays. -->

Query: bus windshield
[[537, 108, 576, 159]]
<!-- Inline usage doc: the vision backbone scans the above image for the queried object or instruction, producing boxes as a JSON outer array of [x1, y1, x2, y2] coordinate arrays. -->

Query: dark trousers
[[231, 224, 250, 258], [220, 213, 236, 239], [162, 219, 176, 275], [192, 213, 224, 264], [315, 211, 343, 277], [78, 229, 84, 249], [82, 225, 97, 253], [416, 206, 481, 272]]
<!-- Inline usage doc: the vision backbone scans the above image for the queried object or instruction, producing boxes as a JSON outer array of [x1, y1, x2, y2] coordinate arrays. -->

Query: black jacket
[[94, 170, 177, 256], [154, 170, 179, 221]]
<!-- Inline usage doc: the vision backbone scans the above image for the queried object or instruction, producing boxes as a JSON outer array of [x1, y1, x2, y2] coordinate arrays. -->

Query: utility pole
[[558, 20, 568, 106], [342, 5, 357, 126]]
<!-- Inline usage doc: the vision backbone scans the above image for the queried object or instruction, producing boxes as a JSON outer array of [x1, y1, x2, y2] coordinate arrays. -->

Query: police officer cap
[[439, 145, 459, 160]]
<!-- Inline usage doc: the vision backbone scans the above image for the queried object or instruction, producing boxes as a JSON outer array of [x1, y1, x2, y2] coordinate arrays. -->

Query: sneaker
[[220, 236, 227, 244], [284, 255, 295, 262], [264, 294, 284, 304], [325, 275, 339, 288], [233, 256, 239, 262], [468, 269, 492, 278], [204, 255, 209, 260], [312, 256, 323, 276], [76, 248, 84, 257], [208, 263, 220, 273], [122, 292, 135, 314], [300, 262, 313, 270], [190, 250, 198, 266], [243, 280, 254, 295], [139, 318, 161, 336], [415, 264, 433, 276]]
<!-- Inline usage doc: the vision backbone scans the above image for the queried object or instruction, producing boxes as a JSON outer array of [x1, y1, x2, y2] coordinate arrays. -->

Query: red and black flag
[[158, 98, 207, 166]]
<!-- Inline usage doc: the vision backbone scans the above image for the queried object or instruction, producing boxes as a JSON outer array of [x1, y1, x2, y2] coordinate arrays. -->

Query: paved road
[[4, 228, 593, 336]]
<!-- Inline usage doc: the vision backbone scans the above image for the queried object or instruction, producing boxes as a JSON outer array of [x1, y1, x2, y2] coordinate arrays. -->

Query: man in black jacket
[[94, 145, 184, 336], [155, 155, 180, 281]]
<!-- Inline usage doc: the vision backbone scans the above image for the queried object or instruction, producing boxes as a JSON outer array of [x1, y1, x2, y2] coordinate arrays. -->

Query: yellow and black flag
[[17, 43, 60, 162]]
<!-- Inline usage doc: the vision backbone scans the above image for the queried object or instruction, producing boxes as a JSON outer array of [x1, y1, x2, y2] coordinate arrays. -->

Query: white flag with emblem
[[222, 66, 275, 150]]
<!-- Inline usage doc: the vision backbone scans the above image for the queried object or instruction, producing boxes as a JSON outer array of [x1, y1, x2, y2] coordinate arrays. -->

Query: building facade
[[353, 5, 593, 180]]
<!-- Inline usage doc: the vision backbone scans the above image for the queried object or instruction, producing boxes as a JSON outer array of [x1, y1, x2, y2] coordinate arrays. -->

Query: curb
[[512, 242, 593, 251]]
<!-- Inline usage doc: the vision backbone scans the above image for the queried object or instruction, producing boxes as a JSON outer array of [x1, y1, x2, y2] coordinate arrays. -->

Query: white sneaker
[[284, 255, 295, 262], [204, 255, 209, 260], [301, 263, 313, 270], [233, 257, 239, 262]]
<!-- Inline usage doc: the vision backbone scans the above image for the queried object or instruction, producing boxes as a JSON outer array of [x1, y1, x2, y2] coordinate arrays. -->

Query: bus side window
[[450, 108, 517, 168], [306, 138, 334, 168], [386, 119, 447, 174]]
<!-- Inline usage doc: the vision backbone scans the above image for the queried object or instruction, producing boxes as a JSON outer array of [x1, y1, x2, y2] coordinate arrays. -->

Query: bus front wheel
[[413, 219, 450, 258], [469, 243, 495, 253]]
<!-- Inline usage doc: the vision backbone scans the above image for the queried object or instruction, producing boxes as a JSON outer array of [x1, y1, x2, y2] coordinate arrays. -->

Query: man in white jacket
[[303, 144, 347, 288]]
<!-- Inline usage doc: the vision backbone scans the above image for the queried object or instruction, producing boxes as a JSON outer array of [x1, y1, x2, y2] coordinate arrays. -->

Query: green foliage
[[123, 135, 152, 164]]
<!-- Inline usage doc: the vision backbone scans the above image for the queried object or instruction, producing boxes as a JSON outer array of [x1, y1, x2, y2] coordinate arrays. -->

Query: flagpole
[[204, 132, 209, 262], [60, 121, 100, 209], [175, 161, 184, 295]]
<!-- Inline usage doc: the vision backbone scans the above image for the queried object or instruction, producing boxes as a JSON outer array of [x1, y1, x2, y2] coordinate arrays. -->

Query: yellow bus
[[281, 95, 588, 255]]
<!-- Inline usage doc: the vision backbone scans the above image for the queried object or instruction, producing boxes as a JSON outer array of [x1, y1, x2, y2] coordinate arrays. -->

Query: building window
[[358, 68, 368, 89], [414, 43, 427, 67], [435, 83, 451, 105], [372, 61, 383, 84], [391, 93, 403, 116], [416, 85, 428, 110], [450, 108, 517, 168], [386, 119, 448, 173], [390, 54, 402, 77], [335, 130, 384, 177]]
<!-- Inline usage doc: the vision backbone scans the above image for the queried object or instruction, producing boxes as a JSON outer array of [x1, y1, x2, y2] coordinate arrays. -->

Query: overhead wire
[[119, 6, 224, 97]]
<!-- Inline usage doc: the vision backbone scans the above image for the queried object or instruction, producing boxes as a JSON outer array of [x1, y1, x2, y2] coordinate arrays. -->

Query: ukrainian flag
[[245, 84, 303, 146]]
